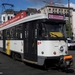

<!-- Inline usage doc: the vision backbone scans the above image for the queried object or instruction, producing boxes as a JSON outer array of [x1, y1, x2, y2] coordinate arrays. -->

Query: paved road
[[0, 51, 75, 75]]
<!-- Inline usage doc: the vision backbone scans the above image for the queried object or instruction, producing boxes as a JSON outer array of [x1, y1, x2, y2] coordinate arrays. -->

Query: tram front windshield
[[40, 22, 66, 39]]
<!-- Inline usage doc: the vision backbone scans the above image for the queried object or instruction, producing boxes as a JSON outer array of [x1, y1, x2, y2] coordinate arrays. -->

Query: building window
[[64, 10, 66, 13], [49, 8, 51, 12], [55, 9, 57, 13], [55, 9, 56, 11], [11, 16, 13, 19], [61, 9, 63, 12], [52, 9, 54, 12], [8, 16, 10, 20], [59, 9, 60, 11], [44, 10, 45, 13], [3, 16, 5, 22], [67, 10, 68, 12]]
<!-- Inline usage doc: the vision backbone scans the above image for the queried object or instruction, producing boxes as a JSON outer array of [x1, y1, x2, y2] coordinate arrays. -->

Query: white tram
[[0, 11, 73, 69]]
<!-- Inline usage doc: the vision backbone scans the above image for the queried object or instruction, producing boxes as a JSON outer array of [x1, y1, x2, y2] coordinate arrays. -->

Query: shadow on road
[[65, 68, 75, 74], [24, 62, 75, 74], [24, 62, 46, 70], [51, 67, 75, 74]]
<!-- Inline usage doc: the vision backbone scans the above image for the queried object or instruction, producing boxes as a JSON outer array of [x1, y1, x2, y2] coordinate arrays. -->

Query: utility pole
[[68, 0, 71, 38]]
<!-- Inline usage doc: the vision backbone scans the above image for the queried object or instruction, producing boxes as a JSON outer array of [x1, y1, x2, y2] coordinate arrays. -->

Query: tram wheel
[[15, 53, 21, 60], [11, 52, 15, 60]]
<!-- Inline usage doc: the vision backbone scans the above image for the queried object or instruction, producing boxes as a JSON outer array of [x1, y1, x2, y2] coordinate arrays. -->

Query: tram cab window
[[38, 23, 46, 38], [44, 22, 66, 38], [42, 27, 46, 37], [38, 22, 66, 39]]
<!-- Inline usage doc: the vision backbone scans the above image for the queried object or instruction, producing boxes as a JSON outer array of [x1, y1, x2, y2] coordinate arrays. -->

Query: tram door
[[24, 22, 37, 62]]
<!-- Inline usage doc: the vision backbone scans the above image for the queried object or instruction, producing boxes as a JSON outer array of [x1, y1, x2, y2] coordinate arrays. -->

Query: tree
[[66, 20, 73, 38]]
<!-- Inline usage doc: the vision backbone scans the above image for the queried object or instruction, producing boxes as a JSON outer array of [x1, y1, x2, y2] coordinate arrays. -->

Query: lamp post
[[68, 0, 71, 38]]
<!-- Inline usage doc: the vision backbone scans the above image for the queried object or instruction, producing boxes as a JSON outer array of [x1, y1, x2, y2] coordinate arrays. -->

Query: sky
[[0, 0, 75, 13]]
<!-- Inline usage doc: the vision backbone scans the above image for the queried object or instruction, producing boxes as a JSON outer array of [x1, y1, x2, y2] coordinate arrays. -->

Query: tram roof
[[0, 12, 48, 31]]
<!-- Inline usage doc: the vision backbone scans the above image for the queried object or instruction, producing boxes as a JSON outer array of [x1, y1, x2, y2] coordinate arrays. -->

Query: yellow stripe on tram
[[6, 40, 10, 55]]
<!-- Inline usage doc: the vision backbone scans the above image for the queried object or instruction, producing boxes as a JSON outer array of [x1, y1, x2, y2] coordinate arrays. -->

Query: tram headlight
[[60, 46, 64, 52]]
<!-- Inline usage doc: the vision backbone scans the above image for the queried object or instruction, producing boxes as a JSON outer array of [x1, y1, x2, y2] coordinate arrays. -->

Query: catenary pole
[[68, 0, 71, 38]]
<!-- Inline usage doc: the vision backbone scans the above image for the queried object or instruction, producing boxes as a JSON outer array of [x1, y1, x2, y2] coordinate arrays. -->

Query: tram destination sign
[[48, 14, 64, 20]]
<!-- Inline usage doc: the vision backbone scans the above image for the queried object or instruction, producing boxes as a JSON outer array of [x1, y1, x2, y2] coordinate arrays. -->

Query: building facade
[[40, 4, 74, 38], [1, 9, 15, 23], [1, 8, 39, 24]]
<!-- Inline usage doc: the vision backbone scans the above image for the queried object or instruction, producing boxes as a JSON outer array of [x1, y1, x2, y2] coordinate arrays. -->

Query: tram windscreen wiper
[[50, 32, 63, 38], [50, 33, 58, 37]]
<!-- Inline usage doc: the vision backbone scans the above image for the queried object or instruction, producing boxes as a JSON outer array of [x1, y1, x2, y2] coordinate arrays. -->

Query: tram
[[0, 11, 73, 69]]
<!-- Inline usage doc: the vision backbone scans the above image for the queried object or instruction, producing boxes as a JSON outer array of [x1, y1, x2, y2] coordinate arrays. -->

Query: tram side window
[[6, 28, 10, 39], [31, 22, 35, 39], [35, 23, 38, 38], [0, 31, 3, 39], [6, 27, 16, 39], [38, 24, 45, 38], [16, 25, 22, 39], [10, 27, 16, 39], [24, 23, 29, 39]]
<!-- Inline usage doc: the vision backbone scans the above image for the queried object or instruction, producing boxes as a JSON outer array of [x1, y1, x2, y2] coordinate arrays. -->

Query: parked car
[[67, 38, 75, 50]]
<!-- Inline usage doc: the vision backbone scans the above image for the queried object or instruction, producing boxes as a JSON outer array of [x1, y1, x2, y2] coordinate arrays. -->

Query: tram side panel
[[0, 40, 3, 51], [5, 40, 24, 57], [37, 40, 68, 65]]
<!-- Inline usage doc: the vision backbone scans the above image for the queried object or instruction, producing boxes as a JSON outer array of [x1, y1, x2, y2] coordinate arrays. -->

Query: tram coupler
[[59, 55, 73, 68]]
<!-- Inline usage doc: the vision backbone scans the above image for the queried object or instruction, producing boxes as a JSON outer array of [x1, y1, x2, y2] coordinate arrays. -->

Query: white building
[[1, 9, 25, 23], [1, 9, 15, 23], [2, 14, 14, 23], [40, 4, 74, 38], [1, 8, 38, 24]]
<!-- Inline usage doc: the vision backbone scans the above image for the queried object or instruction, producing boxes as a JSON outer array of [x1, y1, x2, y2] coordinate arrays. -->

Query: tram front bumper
[[60, 55, 73, 67]]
